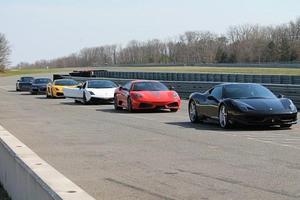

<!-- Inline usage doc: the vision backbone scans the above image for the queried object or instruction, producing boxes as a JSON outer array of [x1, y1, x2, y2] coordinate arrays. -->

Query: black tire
[[74, 99, 81, 104], [114, 96, 122, 110], [280, 124, 292, 128], [189, 100, 200, 123], [83, 91, 88, 105], [127, 97, 134, 112], [219, 104, 231, 129]]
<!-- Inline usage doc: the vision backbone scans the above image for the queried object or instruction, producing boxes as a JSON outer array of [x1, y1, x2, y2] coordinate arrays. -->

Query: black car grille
[[244, 114, 297, 123], [139, 103, 153, 108]]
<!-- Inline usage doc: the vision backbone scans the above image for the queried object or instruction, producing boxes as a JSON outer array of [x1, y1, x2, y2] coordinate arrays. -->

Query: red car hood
[[131, 91, 178, 102]]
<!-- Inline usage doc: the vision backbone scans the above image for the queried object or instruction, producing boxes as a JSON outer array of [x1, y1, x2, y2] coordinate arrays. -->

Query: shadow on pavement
[[166, 121, 289, 132], [97, 108, 172, 114]]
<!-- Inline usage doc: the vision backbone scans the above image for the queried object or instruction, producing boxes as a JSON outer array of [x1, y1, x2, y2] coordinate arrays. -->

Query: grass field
[[1, 66, 300, 77], [0, 67, 75, 77], [0, 184, 10, 200], [108, 66, 300, 75]]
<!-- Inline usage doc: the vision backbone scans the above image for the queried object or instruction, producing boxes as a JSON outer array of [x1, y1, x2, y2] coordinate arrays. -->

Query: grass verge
[[0, 67, 75, 77], [1, 66, 300, 77]]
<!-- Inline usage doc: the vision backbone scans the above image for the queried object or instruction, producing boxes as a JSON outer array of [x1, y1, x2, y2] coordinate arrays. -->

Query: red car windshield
[[132, 82, 169, 91]]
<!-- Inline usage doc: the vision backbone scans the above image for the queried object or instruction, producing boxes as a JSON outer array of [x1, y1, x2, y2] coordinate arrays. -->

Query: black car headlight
[[288, 100, 297, 112]]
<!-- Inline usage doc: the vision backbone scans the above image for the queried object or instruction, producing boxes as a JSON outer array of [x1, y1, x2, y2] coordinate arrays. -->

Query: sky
[[0, 0, 299, 66]]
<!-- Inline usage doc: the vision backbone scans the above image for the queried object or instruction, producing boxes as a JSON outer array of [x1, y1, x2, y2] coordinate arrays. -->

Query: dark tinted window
[[33, 78, 51, 84], [87, 80, 117, 89], [210, 86, 223, 100], [54, 79, 78, 86], [132, 82, 169, 91], [122, 82, 132, 90], [21, 77, 33, 82], [223, 84, 276, 99]]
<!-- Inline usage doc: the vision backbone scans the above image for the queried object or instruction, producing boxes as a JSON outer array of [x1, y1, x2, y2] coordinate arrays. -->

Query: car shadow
[[166, 121, 288, 132], [96, 108, 172, 114]]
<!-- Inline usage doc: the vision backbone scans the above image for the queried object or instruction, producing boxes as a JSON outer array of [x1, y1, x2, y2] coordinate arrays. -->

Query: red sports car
[[114, 80, 181, 112]]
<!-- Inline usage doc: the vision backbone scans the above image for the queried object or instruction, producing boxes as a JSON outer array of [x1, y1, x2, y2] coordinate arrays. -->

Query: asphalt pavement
[[0, 75, 300, 200]]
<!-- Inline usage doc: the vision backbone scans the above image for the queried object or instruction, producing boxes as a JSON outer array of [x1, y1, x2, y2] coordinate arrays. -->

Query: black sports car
[[188, 83, 298, 128], [30, 78, 52, 95], [16, 76, 34, 91]]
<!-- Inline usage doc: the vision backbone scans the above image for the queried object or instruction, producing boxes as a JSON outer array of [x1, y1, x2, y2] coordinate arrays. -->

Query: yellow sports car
[[46, 79, 79, 98]]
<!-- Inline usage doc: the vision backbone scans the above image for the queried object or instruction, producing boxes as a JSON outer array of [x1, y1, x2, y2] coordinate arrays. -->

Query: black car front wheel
[[219, 104, 231, 128], [189, 100, 200, 123]]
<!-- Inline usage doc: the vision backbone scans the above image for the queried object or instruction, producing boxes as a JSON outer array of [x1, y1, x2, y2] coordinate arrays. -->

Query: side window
[[123, 82, 132, 91], [210, 86, 223, 100]]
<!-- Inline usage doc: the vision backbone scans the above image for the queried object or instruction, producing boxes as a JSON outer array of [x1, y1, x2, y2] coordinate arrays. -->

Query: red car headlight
[[172, 92, 179, 98]]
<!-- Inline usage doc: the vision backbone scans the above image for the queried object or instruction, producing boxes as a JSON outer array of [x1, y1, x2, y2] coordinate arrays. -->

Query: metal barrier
[[89, 71, 300, 85], [59, 75, 300, 109]]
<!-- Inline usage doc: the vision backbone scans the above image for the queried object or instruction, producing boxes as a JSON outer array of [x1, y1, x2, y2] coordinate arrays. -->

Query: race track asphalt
[[1, 75, 300, 200]]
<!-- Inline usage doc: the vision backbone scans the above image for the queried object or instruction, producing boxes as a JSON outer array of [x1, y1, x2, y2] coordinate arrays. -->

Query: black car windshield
[[54, 79, 78, 86], [87, 80, 117, 88], [132, 82, 169, 91], [33, 79, 51, 84], [21, 77, 33, 82], [223, 84, 276, 99]]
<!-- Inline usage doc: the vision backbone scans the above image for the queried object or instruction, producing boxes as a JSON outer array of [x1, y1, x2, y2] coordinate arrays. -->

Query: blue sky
[[0, 0, 299, 66]]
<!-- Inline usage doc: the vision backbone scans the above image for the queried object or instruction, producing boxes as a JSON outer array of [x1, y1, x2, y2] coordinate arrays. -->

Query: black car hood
[[32, 84, 47, 87], [234, 98, 292, 113]]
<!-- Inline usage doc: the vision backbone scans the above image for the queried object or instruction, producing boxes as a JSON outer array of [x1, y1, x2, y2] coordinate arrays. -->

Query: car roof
[[217, 83, 261, 87], [131, 80, 160, 83]]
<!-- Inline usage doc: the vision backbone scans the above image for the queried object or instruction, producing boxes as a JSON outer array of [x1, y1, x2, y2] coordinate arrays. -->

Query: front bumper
[[131, 99, 181, 110], [31, 87, 47, 94], [229, 112, 298, 126]]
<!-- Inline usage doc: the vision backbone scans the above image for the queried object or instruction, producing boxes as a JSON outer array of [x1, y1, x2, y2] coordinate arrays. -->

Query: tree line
[[21, 17, 300, 68]]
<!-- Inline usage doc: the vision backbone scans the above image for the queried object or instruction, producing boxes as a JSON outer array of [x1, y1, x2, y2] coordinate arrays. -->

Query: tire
[[280, 124, 292, 128], [83, 91, 88, 105], [170, 108, 178, 112], [114, 96, 122, 110], [189, 100, 200, 123], [127, 97, 134, 112], [74, 99, 81, 104], [219, 104, 231, 129]]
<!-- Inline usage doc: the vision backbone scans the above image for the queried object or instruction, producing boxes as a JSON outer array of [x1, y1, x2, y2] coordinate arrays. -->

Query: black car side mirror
[[169, 86, 175, 90], [277, 94, 285, 98], [77, 85, 82, 89]]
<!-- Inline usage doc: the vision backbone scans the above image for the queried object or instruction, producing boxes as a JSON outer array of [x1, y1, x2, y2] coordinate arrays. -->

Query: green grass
[[0, 67, 75, 77], [1, 66, 300, 77], [0, 183, 10, 200], [106, 66, 300, 75]]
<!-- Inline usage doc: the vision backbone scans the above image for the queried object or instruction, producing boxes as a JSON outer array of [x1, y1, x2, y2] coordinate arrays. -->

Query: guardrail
[[82, 71, 300, 85], [59, 75, 300, 109]]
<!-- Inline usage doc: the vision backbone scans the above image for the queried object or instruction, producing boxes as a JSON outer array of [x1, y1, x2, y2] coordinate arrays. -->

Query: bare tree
[[0, 33, 11, 71]]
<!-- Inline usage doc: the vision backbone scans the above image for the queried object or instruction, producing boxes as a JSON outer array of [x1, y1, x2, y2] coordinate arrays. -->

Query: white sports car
[[64, 80, 118, 104]]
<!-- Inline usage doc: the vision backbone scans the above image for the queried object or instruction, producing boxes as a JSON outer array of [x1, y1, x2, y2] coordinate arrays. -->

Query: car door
[[202, 86, 223, 119], [118, 82, 131, 107]]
